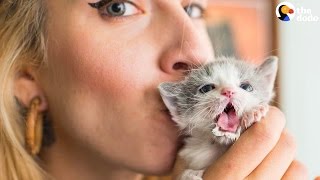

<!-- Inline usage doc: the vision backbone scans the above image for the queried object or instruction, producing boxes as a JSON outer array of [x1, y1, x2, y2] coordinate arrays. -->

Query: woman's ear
[[14, 67, 48, 111]]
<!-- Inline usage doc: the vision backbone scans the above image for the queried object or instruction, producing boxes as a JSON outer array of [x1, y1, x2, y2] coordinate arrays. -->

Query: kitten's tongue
[[217, 109, 239, 133]]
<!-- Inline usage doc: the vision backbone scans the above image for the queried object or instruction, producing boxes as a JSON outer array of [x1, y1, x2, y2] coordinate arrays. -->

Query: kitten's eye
[[199, 84, 215, 94], [89, 0, 141, 17], [240, 83, 253, 92], [184, 4, 204, 18]]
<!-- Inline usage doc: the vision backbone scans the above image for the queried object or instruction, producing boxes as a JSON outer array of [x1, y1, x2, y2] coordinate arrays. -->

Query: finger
[[315, 176, 320, 180], [203, 106, 286, 179], [248, 130, 296, 179], [281, 160, 308, 180]]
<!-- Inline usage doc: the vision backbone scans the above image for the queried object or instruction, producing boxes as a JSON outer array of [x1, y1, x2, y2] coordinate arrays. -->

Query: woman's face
[[40, 0, 213, 174]]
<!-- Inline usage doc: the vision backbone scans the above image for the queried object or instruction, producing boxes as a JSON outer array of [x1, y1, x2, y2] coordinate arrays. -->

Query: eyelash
[[184, 4, 205, 19], [88, 0, 205, 20], [89, 0, 117, 9], [89, 0, 141, 20]]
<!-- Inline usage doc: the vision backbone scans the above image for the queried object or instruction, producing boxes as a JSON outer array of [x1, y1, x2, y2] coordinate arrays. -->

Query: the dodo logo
[[276, 2, 295, 21]]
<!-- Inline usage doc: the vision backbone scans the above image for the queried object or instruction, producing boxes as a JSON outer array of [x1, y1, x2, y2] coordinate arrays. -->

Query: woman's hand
[[203, 106, 308, 180]]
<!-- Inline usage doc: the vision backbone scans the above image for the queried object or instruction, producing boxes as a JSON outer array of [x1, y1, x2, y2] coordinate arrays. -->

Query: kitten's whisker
[[189, 103, 215, 126], [261, 49, 280, 59], [186, 105, 211, 133], [201, 106, 217, 129], [184, 41, 203, 69], [182, 99, 216, 116], [186, 105, 208, 124]]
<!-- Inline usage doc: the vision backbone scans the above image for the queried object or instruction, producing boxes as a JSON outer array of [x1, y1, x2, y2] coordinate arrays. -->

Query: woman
[[0, 0, 307, 179]]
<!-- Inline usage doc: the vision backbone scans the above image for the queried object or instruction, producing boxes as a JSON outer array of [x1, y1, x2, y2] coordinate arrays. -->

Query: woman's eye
[[199, 84, 215, 94], [89, 0, 141, 17], [240, 83, 254, 92], [184, 4, 204, 18]]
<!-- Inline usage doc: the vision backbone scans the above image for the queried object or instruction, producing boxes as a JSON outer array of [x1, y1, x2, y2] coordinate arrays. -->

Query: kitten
[[158, 56, 278, 180]]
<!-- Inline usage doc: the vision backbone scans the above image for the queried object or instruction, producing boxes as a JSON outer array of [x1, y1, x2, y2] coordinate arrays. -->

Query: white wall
[[279, 0, 320, 178]]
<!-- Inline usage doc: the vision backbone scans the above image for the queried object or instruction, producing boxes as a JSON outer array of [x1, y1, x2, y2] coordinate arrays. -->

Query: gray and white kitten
[[158, 56, 278, 180]]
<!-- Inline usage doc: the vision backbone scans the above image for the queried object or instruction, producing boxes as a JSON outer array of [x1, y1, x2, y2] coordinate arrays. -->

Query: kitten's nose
[[221, 88, 235, 98]]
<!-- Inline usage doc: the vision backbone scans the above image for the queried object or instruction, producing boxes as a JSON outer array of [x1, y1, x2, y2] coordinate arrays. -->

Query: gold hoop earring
[[25, 97, 43, 155]]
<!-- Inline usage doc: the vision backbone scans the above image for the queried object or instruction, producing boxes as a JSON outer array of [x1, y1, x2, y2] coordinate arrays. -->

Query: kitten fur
[[159, 56, 278, 180]]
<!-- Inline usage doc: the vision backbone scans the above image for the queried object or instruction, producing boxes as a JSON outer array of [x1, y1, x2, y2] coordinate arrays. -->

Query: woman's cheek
[[65, 43, 154, 99]]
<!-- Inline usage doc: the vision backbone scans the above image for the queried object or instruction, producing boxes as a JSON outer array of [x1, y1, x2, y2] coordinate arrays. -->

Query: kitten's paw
[[180, 169, 204, 180], [242, 104, 269, 128]]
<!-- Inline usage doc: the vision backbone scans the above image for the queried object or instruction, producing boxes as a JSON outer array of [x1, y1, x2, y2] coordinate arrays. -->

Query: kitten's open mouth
[[215, 103, 240, 133]]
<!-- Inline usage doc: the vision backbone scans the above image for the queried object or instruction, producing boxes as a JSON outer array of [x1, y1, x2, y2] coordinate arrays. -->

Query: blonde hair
[[0, 1, 50, 179]]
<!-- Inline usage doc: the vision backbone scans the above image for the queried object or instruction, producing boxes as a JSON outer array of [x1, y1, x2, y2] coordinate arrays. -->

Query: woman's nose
[[158, 5, 214, 77], [159, 39, 211, 75]]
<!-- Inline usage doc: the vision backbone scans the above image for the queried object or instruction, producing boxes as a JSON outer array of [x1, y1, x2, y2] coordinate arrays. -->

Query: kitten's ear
[[257, 56, 278, 92], [158, 82, 180, 118]]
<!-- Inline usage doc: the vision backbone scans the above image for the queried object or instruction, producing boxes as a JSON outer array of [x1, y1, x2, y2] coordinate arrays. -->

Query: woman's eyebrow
[[88, 0, 112, 9]]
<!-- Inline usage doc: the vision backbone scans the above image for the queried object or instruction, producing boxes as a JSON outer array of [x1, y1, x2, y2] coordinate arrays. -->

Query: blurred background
[[206, 0, 320, 178]]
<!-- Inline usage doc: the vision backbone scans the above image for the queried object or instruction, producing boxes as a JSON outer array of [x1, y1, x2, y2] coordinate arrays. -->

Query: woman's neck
[[39, 136, 143, 180]]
